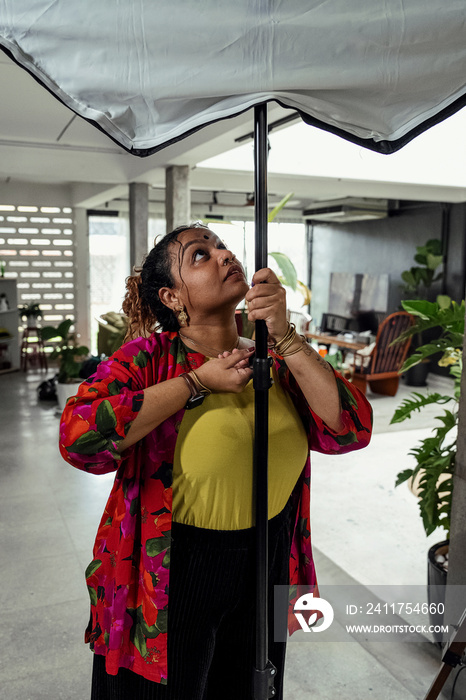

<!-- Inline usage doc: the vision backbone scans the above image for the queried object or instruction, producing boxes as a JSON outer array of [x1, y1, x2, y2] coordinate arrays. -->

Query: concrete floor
[[0, 369, 464, 699]]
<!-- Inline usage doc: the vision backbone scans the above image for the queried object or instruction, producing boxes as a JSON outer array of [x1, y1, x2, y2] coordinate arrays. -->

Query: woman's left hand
[[245, 268, 288, 343]]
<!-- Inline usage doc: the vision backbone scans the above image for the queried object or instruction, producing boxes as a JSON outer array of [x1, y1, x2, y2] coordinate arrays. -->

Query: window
[[88, 214, 130, 354]]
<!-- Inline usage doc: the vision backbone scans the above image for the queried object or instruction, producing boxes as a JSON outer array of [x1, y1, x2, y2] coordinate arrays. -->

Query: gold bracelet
[[189, 370, 212, 395], [180, 372, 198, 398], [277, 332, 298, 355], [281, 335, 311, 357], [272, 322, 297, 355]]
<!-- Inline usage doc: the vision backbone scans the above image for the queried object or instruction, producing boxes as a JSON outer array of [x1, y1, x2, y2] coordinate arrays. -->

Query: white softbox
[[1, 0, 466, 155]]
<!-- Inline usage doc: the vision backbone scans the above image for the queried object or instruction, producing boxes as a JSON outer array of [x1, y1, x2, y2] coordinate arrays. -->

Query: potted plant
[[391, 294, 463, 639], [399, 239, 444, 386], [39, 318, 90, 409], [18, 302, 42, 328]]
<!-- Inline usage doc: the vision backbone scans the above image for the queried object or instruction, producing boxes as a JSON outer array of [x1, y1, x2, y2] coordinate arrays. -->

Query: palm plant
[[391, 295, 464, 538]]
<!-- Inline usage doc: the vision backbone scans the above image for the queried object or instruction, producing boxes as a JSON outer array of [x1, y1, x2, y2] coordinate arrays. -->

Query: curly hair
[[122, 223, 210, 342]]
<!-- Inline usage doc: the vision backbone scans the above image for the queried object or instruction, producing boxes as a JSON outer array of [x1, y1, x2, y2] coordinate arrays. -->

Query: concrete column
[[165, 165, 190, 233], [74, 207, 91, 352], [129, 182, 149, 271], [444, 300, 466, 636]]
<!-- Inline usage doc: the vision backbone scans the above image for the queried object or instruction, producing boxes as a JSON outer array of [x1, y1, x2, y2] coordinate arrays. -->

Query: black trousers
[[91, 498, 294, 700]]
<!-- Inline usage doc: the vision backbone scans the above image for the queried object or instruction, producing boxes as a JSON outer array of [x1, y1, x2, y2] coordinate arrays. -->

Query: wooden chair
[[350, 311, 415, 396]]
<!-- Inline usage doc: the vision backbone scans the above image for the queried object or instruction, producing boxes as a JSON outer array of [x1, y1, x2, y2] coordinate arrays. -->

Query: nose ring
[[223, 256, 230, 266]]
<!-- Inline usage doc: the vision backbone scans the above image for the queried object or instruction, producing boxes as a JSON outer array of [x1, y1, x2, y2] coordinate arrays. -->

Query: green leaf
[[337, 380, 359, 409], [426, 253, 444, 270], [146, 535, 171, 558], [401, 270, 417, 288], [155, 609, 168, 634], [66, 431, 109, 455], [426, 239, 443, 255], [39, 325, 61, 341], [268, 192, 294, 222], [395, 469, 414, 487], [57, 318, 74, 338], [435, 410, 457, 439], [268, 252, 297, 291], [399, 353, 427, 372], [413, 253, 427, 266], [85, 559, 102, 578], [296, 279, 312, 306], [96, 400, 117, 435], [74, 345, 90, 356], [139, 619, 162, 640], [437, 294, 451, 309], [333, 431, 358, 447], [134, 350, 151, 368], [390, 392, 452, 424], [130, 497, 139, 516], [131, 623, 147, 658], [162, 548, 170, 568], [401, 299, 438, 319], [87, 586, 97, 607]]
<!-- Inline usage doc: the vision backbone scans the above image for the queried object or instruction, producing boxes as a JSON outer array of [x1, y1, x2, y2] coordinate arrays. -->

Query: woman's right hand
[[194, 347, 253, 393]]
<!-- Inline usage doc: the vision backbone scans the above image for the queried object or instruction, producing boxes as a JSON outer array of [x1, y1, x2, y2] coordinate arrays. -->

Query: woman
[[59, 223, 372, 699]]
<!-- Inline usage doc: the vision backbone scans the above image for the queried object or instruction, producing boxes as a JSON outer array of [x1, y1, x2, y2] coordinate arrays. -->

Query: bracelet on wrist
[[180, 371, 211, 410], [189, 369, 212, 395], [281, 334, 312, 357], [270, 322, 297, 355], [180, 372, 197, 397]]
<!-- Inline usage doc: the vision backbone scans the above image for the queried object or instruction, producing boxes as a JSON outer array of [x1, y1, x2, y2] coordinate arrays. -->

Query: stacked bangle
[[180, 370, 212, 399], [270, 322, 297, 355], [190, 370, 212, 395], [280, 334, 309, 357], [270, 322, 311, 357]]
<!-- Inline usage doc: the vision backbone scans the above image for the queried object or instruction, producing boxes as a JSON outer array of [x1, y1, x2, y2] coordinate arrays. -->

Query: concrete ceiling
[[1, 50, 466, 218]]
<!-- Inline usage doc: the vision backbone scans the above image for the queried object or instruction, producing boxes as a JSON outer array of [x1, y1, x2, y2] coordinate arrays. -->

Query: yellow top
[[172, 365, 309, 530]]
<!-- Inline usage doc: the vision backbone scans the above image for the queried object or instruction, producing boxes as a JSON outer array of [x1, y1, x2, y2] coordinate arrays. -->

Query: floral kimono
[[59, 330, 372, 684]]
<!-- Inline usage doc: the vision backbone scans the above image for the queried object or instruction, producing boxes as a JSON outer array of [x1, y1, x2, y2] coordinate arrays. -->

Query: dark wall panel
[[310, 204, 448, 328]]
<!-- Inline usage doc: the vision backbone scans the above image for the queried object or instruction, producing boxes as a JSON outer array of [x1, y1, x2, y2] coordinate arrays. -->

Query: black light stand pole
[[252, 102, 276, 699]]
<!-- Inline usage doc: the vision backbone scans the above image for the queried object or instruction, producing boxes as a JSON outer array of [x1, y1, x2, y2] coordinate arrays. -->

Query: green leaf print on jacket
[[66, 431, 110, 455], [146, 534, 171, 558], [96, 399, 117, 435]]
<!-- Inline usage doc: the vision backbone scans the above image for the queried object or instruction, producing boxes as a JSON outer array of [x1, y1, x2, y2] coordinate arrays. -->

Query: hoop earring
[[176, 305, 189, 328]]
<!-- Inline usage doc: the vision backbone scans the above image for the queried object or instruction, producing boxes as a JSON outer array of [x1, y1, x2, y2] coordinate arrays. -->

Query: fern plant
[[391, 295, 463, 538]]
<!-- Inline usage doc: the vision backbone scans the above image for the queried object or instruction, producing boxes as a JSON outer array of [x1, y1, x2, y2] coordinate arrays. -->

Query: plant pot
[[404, 360, 430, 386], [427, 539, 448, 645], [56, 380, 82, 410], [26, 315, 40, 328]]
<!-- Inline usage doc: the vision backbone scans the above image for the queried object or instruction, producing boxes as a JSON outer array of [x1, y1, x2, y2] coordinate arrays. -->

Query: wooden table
[[305, 332, 367, 352]]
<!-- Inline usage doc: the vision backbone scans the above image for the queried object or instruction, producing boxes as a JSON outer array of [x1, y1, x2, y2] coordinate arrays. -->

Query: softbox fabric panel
[[1, 0, 466, 155]]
